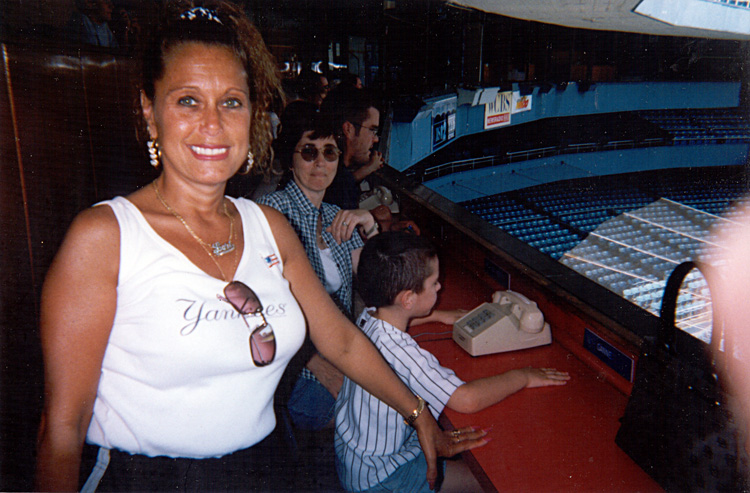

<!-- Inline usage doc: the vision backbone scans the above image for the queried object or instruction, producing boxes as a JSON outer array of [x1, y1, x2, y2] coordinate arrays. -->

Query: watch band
[[364, 222, 379, 237]]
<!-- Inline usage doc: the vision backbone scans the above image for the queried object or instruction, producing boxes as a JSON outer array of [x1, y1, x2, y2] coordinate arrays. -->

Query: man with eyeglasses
[[321, 86, 385, 210]]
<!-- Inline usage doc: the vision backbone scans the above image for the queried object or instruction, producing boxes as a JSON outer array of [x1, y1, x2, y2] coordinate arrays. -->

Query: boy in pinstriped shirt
[[334, 232, 570, 492]]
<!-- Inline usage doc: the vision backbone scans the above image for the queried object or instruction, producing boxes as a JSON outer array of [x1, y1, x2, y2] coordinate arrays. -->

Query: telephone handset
[[358, 186, 399, 213], [453, 290, 552, 356]]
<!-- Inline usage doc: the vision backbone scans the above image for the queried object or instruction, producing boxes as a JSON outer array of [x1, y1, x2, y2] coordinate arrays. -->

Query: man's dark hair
[[356, 232, 437, 308], [298, 69, 327, 105], [339, 72, 362, 90], [320, 86, 378, 137]]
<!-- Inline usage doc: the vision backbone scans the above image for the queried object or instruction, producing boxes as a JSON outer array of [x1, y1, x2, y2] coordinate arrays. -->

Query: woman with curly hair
[[34, 1, 486, 491]]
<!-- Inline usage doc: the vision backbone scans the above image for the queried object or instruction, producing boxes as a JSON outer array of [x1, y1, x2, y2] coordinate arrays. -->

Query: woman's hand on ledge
[[328, 209, 376, 244], [413, 412, 489, 490]]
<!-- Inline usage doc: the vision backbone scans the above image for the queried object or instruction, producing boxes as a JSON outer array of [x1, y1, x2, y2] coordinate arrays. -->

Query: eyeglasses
[[352, 123, 379, 136], [294, 144, 341, 163], [218, 281, 276, 366]]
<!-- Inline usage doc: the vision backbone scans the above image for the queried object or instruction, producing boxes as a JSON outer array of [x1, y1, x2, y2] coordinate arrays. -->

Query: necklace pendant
[[211, 241, 235, 256]]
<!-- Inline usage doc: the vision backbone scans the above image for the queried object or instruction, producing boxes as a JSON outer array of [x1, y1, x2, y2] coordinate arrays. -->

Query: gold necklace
[[152, 181, 238, 281], [152, 181, 236, 256]]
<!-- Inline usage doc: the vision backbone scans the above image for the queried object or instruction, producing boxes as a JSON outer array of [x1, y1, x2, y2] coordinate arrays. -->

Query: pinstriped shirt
[[334, 309, 465, 492], [257, 180, 363, 317]]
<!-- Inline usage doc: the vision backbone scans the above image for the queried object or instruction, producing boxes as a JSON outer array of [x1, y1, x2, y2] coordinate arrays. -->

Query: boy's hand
[[433, 309, 467, 325], [522, 367, 570, 388]]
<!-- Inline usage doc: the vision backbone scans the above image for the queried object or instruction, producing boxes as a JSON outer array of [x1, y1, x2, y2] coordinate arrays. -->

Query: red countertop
[[410, 258, 662, 492]]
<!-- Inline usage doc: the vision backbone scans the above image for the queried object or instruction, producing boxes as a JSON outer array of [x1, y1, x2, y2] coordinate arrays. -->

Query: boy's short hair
[[356, 232, 437, 308]]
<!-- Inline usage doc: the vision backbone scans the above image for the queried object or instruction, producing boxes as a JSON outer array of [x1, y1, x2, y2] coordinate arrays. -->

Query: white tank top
[[86, 197, 305, 458]]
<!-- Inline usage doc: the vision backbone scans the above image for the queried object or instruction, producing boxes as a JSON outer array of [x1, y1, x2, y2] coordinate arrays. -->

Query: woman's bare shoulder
[[43, 202, 121, 307], [255, 201, 287, 224], [51, 203, 121, 275], [69, 202, 120, 241]]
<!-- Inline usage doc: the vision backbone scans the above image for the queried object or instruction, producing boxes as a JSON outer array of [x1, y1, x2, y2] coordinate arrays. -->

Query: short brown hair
[[356, 232, 437, 308]]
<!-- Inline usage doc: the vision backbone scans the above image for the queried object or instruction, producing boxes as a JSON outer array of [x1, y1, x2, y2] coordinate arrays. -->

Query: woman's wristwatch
[[404, 396, 427, 426], [363, 222, 379, 238]]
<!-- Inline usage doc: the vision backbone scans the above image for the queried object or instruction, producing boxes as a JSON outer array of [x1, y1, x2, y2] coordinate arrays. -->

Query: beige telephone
[[453, 291, 552, 356], [358, 186, 399, 213]]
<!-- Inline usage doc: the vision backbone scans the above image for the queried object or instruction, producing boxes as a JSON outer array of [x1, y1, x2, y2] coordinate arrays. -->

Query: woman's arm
[[351, 247, 362, 275], [261, 205, 485, 487], [351, 150, 384, 182], [35, 206, 120, 492]]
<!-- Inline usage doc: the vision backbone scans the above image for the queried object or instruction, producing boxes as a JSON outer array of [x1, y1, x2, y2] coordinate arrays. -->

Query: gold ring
[[451, 430, 461, 437]]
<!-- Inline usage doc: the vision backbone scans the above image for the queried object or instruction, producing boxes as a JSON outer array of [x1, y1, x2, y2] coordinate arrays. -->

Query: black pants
[[79, 428, 298, 492]]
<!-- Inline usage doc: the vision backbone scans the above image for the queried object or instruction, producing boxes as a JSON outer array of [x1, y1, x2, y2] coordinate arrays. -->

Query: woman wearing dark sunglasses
[[34, 2, 487, 491], [258, 101, 381, 431], [258, 101, 469, 435]]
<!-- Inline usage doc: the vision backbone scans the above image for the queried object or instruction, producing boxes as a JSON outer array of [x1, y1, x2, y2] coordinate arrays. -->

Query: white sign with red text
[[484, 91, 512, 129]]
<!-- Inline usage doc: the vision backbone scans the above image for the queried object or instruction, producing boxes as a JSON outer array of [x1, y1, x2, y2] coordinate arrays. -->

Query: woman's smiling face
[[141, 41, 251, 186]]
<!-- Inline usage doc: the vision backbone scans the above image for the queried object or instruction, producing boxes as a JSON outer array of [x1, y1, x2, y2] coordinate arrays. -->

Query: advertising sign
[[484, 91, 512, 129], [511, 91, 533, 114], [432, 96, 457, 150]]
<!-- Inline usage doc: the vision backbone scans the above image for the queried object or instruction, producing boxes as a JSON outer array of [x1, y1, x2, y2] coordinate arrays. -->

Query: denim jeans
[[287, 373, 336, 430], [335, 452, 444, 493]]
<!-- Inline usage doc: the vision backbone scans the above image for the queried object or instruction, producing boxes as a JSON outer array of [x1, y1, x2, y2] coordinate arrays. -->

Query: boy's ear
[[395, 289, 416, 310]]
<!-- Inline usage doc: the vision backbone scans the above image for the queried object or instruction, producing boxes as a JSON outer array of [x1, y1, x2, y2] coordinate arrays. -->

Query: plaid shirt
[[257, 180, 363, 317]]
